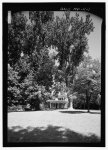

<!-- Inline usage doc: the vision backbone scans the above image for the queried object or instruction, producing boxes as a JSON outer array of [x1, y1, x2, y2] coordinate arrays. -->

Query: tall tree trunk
[[86, 89, 90, 112], [84, 99, 86, 110]]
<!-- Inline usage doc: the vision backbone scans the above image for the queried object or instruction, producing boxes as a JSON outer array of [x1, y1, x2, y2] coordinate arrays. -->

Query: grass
[[8, 109, 101, 143]]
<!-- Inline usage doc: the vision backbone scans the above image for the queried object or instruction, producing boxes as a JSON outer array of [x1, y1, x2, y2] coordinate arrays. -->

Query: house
[[47, 92, 68, 109]]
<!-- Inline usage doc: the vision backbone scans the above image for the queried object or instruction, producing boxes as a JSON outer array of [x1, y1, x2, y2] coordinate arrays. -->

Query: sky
[[84, 12, 102, 60]]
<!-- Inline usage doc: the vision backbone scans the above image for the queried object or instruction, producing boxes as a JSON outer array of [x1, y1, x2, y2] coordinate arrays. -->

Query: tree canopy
[[7, 11, 100, 111], [73, 56, 101, 110], [43, 12, 94, 86]]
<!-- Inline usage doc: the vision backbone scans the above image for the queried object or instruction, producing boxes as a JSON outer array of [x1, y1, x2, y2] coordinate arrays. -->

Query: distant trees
[[73, 56, 101, 111]]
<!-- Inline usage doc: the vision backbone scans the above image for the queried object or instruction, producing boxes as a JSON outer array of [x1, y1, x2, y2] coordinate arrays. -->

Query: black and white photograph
[[3, 2, 105, 147]]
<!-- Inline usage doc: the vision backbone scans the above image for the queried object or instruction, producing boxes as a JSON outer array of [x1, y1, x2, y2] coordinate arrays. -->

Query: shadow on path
[[8, 125, 100, 143]]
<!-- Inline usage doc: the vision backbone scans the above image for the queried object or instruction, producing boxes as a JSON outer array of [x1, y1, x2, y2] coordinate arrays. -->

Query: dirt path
[[8, 109, 101, 142]]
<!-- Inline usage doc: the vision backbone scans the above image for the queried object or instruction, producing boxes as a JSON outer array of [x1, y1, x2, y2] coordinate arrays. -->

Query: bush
[[8, 105, 24, 112]]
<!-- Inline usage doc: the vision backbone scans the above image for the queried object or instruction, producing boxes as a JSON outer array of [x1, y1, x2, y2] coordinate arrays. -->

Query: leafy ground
[[8, 109, 101, 143]]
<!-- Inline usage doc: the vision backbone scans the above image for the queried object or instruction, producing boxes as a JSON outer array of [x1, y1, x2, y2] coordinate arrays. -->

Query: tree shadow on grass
[[59, 110, 87, 114], [8, 125, 100, 143], [89, 111, 101, 114], [59, 110, 101, 114]]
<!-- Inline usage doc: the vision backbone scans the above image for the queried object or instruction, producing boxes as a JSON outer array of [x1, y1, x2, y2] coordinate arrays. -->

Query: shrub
[[8, 105, 24, 112]]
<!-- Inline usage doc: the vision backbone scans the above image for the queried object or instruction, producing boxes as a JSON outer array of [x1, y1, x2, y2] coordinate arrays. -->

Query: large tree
[[8, 11, 55, 109], [43, 11, 95, 87], [8, 11, 54, 65], [8, 12, 27, 66]]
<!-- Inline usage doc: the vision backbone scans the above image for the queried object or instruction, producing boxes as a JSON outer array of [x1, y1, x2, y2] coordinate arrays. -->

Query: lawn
[[8, 109, 101, 143]]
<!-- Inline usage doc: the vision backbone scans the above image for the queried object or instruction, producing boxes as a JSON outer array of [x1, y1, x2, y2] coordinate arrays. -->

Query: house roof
[[47, 100, 68, 103]]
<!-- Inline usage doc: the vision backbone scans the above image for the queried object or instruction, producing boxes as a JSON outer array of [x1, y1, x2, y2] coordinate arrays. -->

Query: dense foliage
[[73, 56, 101, 110], [8, 11, 101, 111], [43, 12, 94, 86]]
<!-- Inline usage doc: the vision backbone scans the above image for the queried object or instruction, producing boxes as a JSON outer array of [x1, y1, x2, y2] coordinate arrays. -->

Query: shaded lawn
[[59, 110, 101, 114], [8, 110, 101, 143], [8, 125, 100, 143]]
